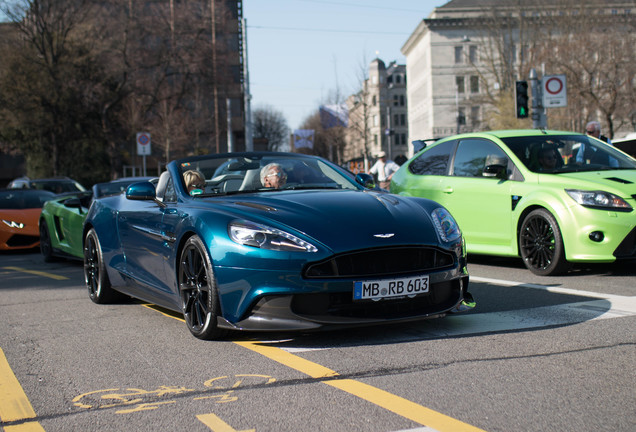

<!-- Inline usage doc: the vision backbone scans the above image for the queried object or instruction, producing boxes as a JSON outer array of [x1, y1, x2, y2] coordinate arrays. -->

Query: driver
[[260, 163, 287, 189]]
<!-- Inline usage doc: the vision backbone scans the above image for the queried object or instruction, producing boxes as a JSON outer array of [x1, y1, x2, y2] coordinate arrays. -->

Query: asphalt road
[[1, 250, 634, 432]]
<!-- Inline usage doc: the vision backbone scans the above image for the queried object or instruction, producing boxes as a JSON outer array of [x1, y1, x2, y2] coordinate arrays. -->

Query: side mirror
[[355, 173, 376, 189], [483, 164, 508, 179], [126, 182, 157, 201], [63, 197, 83, 214]]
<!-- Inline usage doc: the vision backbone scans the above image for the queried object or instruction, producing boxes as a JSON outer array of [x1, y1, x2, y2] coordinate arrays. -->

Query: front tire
[[84, 228, 122, 304], [178, 236, 226, 340], [519, 208, 568, 276], [39, 221, 55, 262]]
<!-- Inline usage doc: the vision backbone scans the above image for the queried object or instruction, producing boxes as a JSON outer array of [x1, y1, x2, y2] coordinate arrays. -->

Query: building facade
[[344, 59, 409, 169], [402, 0, 635, 157]]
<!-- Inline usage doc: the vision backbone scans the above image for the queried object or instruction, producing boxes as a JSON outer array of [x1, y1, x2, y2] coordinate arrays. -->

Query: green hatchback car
[[391, 130, 636, 275]]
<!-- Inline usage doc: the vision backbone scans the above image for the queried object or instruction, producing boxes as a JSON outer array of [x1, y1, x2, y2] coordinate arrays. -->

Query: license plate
[[353, 275, 429, 301]]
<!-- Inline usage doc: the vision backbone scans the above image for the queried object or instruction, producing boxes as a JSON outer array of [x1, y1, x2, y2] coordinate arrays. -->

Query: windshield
[[177, 153, 361, 196], [0, 189, 56, 209], [501, 134, 636, 174]]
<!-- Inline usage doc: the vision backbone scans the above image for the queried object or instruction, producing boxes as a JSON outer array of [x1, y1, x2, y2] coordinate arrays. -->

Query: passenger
[[537, 147, 558, 171], [260, 163, 287, 189], [183, 169, 205, 195]]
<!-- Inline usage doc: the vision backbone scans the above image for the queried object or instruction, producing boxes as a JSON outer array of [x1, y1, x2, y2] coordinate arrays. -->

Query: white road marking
[[279, 277, 636, 352]]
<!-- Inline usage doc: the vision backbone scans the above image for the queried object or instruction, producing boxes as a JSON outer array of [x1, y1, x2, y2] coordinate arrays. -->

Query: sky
[[243, 0, 445, 130]]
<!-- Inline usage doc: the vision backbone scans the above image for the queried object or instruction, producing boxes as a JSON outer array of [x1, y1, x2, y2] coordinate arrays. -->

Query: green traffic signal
[[515, 81, 529, 118]]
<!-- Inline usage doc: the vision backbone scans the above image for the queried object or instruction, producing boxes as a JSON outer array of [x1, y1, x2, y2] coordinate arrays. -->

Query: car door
[[117, 180, 173, 302], [440, 138, 514, 253]]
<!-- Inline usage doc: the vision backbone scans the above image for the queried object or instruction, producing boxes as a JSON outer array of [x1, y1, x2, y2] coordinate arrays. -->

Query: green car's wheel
[[519, 208, 568, 276], [178, 236, 227, 340], [84, 228, 122, 304], [39, 221, 55, 262]]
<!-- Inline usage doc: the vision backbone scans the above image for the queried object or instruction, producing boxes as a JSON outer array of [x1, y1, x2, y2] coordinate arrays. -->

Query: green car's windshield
[[501, 135, 636, 173]]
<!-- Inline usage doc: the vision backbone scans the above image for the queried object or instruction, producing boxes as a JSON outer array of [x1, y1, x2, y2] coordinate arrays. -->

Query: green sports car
[[391, 129, 636, 276], [39, 177, 154, 261]]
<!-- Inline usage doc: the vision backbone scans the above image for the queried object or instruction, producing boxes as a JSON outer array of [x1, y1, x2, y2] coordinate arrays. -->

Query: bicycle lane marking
[[235, 341, 486, 432], [0, 347, 45, 432], [143, 305, 486, 431]]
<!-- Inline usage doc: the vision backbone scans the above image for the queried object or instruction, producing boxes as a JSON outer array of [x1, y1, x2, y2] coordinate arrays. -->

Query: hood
[[545, 169, 636, 196], [209, 190, 443, 253]]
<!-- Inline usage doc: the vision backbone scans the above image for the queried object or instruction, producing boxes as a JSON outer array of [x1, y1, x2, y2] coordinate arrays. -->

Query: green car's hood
[[541, 169, 636, 196]]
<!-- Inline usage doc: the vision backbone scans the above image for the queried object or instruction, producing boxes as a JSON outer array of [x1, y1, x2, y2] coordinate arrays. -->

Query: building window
[[469, 45, 477, 63], [373, 115, 379, 126], [454, 46, 463, 63], [470, 76, 479, 93], [400, 114, 406, 125], [393, 114, 399, 125], [393, 95, 399, 106], [372, 95, 377, 106], [396, 75, 402, 84], [456, 76, 465, 93], [458, 107, 466, 125], [471, 106, 480, 127], [399, 95, 405, 106]]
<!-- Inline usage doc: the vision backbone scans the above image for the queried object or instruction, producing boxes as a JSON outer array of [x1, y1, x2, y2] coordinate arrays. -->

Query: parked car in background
[[0, 188, 55, 250], [8, 176, 86, 194], [39, 177, 155, 261], [390, 129, 636, 276], [83, 152, 474, 340]]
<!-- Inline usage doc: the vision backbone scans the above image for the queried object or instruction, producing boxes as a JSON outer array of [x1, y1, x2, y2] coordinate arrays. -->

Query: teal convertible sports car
[[83, 152, 474, 339], [391, 130, 636, 276]]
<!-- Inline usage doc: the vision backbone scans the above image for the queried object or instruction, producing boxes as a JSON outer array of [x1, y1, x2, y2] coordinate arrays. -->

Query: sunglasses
[[266, 172, 285, 178]]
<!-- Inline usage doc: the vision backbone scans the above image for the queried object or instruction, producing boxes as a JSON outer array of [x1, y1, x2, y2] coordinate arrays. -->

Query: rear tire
[[84, 228, 122, 304], [178, 236, 227, 340], [39, 221, 55, 263], [519, 208, 569, 276]]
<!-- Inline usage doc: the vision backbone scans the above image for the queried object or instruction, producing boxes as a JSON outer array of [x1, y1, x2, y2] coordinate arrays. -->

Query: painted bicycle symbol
[[72, 374, 276, 414]]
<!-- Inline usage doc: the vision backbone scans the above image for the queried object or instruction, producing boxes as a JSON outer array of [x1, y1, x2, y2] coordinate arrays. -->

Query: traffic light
[[515, 80, 529, 118]]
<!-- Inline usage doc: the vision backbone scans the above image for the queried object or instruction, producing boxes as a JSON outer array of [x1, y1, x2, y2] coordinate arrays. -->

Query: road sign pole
[[529, 68, 547, 129]]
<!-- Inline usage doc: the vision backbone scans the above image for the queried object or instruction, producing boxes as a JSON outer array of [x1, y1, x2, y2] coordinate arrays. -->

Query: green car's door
[[440, 138, 514, 254]]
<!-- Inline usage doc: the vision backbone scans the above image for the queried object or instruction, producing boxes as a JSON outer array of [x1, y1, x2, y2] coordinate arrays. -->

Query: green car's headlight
[[565, 189, 632, 212], [229, 220, 318, 252], [431, 208, 462, 242]]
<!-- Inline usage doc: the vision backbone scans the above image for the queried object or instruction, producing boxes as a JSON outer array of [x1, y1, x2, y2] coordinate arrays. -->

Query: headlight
[[431, 208, 461, 242], [228, 220, 318, 252], [566, 189, 632, 212]]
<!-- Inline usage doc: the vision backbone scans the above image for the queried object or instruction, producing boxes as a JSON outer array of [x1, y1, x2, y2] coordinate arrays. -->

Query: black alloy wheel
[[84, 228, 121, 303], [39, 221, 55, 262], [519, 208, 568, 276], [178, 236, 226, 340]]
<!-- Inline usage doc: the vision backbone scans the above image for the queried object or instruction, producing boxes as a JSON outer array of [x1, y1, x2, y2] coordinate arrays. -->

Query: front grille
[[7, 234, 39, 248], [304, 247, 455, 279], [291, 280, 461, 320], [614, 227, 636, 258]]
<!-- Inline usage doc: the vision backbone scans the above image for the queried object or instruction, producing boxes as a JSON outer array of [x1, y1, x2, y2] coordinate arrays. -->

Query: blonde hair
[[183, 169, 205, 189]]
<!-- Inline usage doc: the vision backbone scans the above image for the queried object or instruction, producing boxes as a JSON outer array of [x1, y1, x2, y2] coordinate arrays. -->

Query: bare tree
[[253, 105, 289, 151]]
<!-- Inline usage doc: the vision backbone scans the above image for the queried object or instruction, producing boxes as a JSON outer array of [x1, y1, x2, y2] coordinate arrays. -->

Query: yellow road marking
[[154, 308, 487, 431], [234, 341, 338, 379], [2, 267, 68, 281], [237, 341, 485, 432], [196, 413, 255, 432], [0, 348, 44, 431]]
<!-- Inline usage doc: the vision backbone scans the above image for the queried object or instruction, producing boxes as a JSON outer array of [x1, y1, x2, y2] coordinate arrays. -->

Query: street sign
[[136, 132, 151, 156], [542, 75, 567, 107]]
